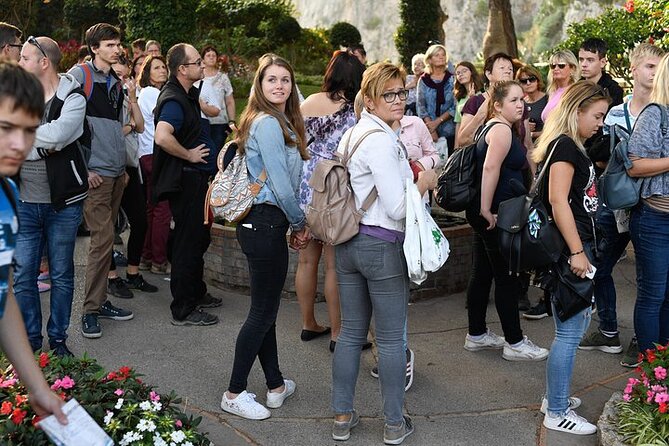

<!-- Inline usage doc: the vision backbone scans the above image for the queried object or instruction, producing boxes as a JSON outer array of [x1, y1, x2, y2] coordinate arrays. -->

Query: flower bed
[[0, 352, 211, 445], [617, 343, 669, 445]]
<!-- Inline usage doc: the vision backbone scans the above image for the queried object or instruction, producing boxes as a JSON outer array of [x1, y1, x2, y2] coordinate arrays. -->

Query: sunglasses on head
[[28, 36, 47, 59], [550, 63, 568, 70], [518, 76, 538, 84]]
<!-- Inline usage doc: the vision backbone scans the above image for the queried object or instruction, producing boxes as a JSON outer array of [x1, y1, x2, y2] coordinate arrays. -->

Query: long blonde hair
[[546, 49, 580, 94], [533, 81, 611, 163], [651, 53, 669, 105], [237, 53, 308, 159]]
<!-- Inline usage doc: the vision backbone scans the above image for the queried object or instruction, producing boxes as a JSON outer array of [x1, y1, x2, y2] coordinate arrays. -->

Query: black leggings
[[110, 166, 147, 270]]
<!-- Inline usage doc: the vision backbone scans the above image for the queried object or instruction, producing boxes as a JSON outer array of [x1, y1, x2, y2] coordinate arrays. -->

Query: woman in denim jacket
[[331, 62, 437, 445], [220, 54, 310, 421], [416, 44, 456, 152], [627, 53, 669, 356]]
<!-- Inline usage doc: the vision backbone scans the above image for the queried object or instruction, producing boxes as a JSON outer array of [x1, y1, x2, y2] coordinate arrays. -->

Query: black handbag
[[550, 254, 594, 322], [496, 139, 565, 274]]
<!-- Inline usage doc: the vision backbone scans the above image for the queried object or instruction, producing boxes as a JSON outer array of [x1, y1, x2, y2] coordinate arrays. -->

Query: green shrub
[[328, 22, 361, 49], [394, 0, 445, 69]]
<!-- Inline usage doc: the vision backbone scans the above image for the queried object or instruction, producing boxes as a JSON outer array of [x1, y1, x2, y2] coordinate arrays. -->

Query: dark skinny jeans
[[228, 204, 289, 393], [465, 210, 524, 345]]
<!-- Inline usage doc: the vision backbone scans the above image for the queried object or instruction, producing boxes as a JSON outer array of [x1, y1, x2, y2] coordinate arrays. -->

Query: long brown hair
[[237, 53, 307, 159], [454, 61, 483, 100]]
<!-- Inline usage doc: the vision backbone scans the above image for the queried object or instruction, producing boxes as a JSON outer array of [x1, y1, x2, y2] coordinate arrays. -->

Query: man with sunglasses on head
[[579, 38, 624, 108], [15, 36, 88, 356], [67, 23, 134, 339], [0, 22, 22, 62]]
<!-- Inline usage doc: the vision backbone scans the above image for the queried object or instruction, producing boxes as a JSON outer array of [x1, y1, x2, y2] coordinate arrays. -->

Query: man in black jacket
[[153, 43, 221, 326], [15, 37, 88, 356], [579, 38, 624, 108]]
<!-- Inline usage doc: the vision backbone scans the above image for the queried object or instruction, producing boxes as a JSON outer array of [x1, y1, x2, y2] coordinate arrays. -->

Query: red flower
[[39, 352, 49, 368], [624, 0, 635, 13], [660, 402, 668, 414], [15, 394, 27, 406], [0, 401, 12, 415], [119, 366, 131, 376], [649, 37, 655, 44], [658, 344, 668, 351], [10, 408, 27, 424], [107, 372, 117, 381], [31, 415, 42, 427], [646, 349, 657, 363]]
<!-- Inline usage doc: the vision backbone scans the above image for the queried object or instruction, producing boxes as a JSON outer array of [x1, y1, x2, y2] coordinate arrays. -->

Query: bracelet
[[569, 249, 584, 257]]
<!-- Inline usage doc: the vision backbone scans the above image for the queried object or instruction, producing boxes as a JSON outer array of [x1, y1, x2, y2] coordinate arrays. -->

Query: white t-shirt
[[198, 72, 233, 125], [137, 86, 161, 158]]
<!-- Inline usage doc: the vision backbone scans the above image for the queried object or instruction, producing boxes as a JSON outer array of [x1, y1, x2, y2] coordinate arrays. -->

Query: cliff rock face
[[293, 0, 619, 64]]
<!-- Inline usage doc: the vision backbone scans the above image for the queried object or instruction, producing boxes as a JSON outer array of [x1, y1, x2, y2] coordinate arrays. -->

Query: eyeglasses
[[181, 58, 202, 67], [27, 36, 47, 59], [382, 90, 408, 103], [5, 43, 22, 49], [427, 40, 442, 46], [550, 63, 568, 70], [518, 76, 538, 84]]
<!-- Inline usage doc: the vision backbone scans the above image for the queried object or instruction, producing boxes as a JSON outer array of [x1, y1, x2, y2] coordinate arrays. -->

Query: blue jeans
[[333, 234, 409, 425], [593, 207, 630, 333], [545, 305, 592, 416], [630, 203, 669, 352], [14, 201, 82, 350]]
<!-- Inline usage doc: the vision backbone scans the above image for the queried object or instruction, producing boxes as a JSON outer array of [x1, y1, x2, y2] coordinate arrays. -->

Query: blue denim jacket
[[245, 114, 306, 230], [416, 75, 456, 138]]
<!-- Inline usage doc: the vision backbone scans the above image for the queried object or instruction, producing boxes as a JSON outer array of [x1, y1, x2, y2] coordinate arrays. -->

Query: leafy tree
[[328, 22, 361, 49], [560, 0, 668, 84], [64, 0, 118, 41], [394, 0, 446, 68], [109, 0, 198, 49]]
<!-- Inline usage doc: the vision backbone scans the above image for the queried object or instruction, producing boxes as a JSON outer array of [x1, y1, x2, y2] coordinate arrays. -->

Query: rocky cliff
[[293, 0, 623, 64]]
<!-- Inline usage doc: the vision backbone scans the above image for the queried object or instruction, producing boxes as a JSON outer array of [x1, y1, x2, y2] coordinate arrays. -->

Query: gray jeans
[[332, 234, 409, 425]]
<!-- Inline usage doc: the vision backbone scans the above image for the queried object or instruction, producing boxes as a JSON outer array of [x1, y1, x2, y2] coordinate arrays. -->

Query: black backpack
[[435, 122, 499, 212]]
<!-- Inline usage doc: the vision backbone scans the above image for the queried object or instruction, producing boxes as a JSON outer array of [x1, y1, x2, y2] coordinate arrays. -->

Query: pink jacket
[[398, 116, 439, 170]]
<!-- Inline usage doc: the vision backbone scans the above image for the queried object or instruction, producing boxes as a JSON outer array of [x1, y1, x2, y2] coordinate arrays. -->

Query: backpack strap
[[78, 64, 94, 101], [342, 129, 385, 212], [623, 102, 632, 133]]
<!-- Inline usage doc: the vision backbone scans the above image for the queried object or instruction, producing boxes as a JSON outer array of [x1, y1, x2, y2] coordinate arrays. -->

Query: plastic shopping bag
[[404, 180, 427, 285]]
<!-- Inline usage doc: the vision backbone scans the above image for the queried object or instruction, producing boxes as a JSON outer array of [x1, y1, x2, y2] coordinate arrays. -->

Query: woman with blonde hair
[[331, 62, 437, 444], [627, 53, 669, 358], [541, 49, 580, 122], [416, 44, 457, 151], [404, 53, 424, 116], [533, 81, 610, 435], [220, 54, 310, 421]]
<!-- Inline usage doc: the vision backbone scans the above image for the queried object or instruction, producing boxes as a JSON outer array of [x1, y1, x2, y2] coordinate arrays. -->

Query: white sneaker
[[540, 396, 582, 414], [464, 329, 505, 351], [221, 391, 271, 420], [502, 336, 549, 361], [543, 409, 597, 435], [266, 379, 296, 409]]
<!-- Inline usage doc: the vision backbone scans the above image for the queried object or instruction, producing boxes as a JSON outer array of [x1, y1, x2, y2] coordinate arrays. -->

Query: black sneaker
[[523, 300, 551, 320], [621, 337, 641, 368], [107, 277, 134, 299], [171, 309, 219, 326], [99, 301, 134, 321], [81, 314, 102, 338], [113, 249, 128, 267], [49, 340, 74, 357], [125, 274, 158, 293], [196, 292, 223, 309]]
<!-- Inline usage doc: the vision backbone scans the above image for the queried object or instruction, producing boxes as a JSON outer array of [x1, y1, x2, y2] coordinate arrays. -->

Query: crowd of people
[[1, 18, 669, 445]]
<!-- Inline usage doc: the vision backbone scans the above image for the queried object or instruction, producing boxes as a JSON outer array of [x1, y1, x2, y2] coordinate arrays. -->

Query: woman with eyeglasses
[[416, 44, 457, 152], [541, 50, 580, 122], [331, 62, 438, 445], [516, 65, 547, 141], [453, 61, 484, 146], [533, 81, 610, 435]]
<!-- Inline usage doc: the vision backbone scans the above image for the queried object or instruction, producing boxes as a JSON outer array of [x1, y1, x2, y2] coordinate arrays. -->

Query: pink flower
[[623, 393, 631, 402], [624, 385, 634, 395], [150, 391, 160, 402], [624, 0, 634, 13], [114, 389, 124, 396], [654, 366, 667, 380], [50, 376, 75, 391], [175, 419, 183, 428], [0, 378, 17, 388], [647, 390, 655, 403], [655, 392, 669, 404]]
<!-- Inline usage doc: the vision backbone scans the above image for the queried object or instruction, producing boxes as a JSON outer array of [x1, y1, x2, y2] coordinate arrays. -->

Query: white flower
[[152, 401, 163, 411], [139, 401, 152, 411], [115, 398, 124, 409], [153, 434, 168, 446], [103, 411, 114, 426], [184, 442, 194, 446], [137, 419, 157, 432], [170, 429, 186, 443], [119, 431, 141, 446]]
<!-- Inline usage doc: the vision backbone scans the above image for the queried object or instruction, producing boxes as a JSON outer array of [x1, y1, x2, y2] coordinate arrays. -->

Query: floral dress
[[298, 102, 356, 211]]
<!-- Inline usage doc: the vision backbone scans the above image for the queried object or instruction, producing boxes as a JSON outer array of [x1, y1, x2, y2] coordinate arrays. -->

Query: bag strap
[[623, 102, 632, 133], [343, 128, 384, 212], [530, 136, 563, 197]]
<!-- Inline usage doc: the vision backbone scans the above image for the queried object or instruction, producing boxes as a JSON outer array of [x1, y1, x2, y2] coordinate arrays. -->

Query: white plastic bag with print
[[403, 179, 450, 284]]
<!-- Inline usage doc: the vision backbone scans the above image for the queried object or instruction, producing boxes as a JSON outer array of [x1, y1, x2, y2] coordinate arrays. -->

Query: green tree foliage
[[327, 22, 361, 49], [64, 0, 118, 41], [109, 0, 198, 50], [560, 0, 668, 83], [394, 0, 445, 68]]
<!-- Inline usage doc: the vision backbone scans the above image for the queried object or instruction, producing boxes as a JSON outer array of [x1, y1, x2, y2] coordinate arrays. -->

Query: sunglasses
[[579, 86, 610, 107], [550, 63, 568, 70], [27, 36, 47, 59], [518, 76, 538, 84], [382, 89, 408, 103]]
